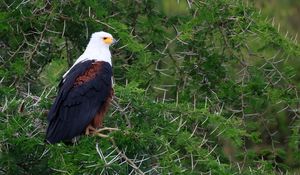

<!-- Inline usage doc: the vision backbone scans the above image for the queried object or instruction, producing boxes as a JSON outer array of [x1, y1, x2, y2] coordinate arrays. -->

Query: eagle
[[45, 31, 117, 144]]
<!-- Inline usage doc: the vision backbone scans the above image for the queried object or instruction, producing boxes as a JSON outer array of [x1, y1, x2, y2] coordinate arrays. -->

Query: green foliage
[[1, 0, 300, 174], [39, 59, 68, 87]]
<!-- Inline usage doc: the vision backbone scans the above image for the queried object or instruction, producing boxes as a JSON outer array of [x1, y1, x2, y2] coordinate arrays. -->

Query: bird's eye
[[103, 37, 107, 40]]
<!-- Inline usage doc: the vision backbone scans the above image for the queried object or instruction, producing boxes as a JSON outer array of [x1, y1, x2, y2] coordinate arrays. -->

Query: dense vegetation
[[1, 0, 300, 174]]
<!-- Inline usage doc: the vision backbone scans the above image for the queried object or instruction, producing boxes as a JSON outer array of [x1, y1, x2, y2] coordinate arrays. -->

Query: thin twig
[[109, 138, 145, 175]]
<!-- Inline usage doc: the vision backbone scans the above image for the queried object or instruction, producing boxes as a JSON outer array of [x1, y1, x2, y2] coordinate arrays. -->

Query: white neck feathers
[[74, 36, 112, 65], [63, 34, 112, 79]]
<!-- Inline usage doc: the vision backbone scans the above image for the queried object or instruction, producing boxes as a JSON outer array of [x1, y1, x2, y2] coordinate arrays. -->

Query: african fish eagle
[[46, 31, 117, 144]]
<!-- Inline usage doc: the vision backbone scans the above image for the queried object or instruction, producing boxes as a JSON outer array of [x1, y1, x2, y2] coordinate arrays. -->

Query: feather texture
[[46, 60, 112, 144]]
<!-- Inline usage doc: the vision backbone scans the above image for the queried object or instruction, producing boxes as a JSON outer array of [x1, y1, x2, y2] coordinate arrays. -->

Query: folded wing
[[46, 60, 112, 144]]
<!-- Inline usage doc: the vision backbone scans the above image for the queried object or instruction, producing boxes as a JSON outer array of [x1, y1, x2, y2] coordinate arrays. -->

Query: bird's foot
[[85, 125, 97, 135], [94, 127, 120, 138], [85, 125, 119, 138]]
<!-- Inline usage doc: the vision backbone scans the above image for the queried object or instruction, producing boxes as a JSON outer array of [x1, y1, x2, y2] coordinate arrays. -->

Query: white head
[[63, 31, 116, 78], [76, 31, 116, 65], [90, 31, 116, 47]]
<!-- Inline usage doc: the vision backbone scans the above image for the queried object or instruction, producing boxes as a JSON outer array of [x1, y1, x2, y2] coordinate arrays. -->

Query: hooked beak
[[112, 38, 118, 46]]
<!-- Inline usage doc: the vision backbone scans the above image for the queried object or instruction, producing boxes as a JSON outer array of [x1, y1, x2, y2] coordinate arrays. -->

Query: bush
[[1, 0, 299, 174]]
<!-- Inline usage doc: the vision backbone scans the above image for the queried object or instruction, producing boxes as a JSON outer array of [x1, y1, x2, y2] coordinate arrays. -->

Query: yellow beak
[[104, 37, 113, 44]]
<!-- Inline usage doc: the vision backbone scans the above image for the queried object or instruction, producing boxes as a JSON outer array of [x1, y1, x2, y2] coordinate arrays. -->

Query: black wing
[[46, 60, 112, 144]]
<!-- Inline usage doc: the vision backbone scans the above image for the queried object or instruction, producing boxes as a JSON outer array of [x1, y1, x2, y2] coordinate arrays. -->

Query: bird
[[45, 31, 118, 144]]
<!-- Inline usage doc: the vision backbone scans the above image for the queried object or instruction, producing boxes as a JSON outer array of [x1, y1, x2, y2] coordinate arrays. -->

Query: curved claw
[[85, 125, 119, 138], [96, 127, 119, 132]]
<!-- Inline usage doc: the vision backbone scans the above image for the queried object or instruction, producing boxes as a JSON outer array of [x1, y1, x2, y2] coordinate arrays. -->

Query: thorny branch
[[26, 19, 49, 71], [109, 138, 145, 175], [111, 98, 132, 128]]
